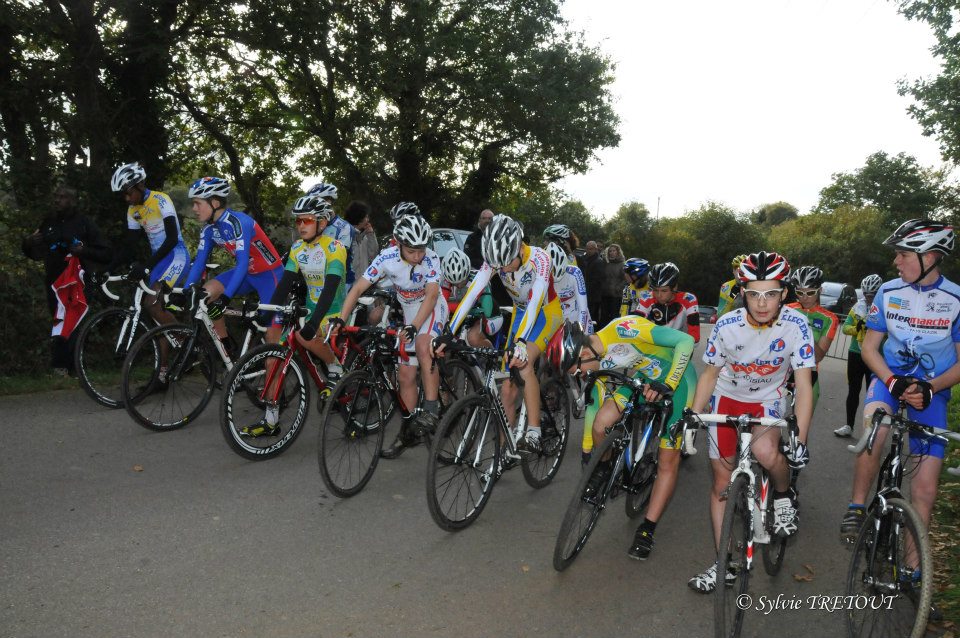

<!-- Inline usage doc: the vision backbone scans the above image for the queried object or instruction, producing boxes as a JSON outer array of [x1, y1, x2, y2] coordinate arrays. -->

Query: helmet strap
[[912, 252, 940, 285]]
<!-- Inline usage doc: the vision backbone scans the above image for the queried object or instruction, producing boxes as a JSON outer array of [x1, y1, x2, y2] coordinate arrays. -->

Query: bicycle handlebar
[[847, 409, 960, 460]]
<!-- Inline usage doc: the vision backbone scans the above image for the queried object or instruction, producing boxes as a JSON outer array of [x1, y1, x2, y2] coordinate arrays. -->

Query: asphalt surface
[[0, 347, 894, 637]]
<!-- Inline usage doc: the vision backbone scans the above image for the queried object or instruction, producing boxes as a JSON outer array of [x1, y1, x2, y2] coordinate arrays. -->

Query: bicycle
[[119, 295, 274, 431], [317, 325, 480, 498], [843, 405, 960, 638], [680, 409, 800, 638], [552, 369, 671, 571], [425, 342, 571, 531]]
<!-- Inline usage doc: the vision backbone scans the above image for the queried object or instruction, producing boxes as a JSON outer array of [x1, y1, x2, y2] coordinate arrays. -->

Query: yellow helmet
[[731, 254, 748, 270]]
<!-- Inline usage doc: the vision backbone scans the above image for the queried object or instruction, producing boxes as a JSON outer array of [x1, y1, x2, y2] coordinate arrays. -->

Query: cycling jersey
[[126, 189, 185, 253], [442, 280, 493, 320], [362, 245, 447, 333], [866, 275, 960, 380], [285, 235, 346, 316], [619, 280, 650, 316], [703, 306, 816, 403], [842, 300, 869, 355], [786, 303, 838, 355], [634, 290, 700, 342], [717, 279, 740, 316], [555, 264, 593, 333], [322, 215, 356, 286], [184, 209, 282, 298]]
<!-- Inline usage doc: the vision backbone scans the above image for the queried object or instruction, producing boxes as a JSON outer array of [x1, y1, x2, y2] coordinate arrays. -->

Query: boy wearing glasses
[[786, 265, 838, 410]]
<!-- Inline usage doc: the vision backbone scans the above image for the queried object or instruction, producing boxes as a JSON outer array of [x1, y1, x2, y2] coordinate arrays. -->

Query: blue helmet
[[188, 176, 231, 200], [623, 258, 650, 278]]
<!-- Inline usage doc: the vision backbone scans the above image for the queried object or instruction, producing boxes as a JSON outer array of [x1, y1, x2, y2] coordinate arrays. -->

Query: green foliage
[[602, 201, 655, 258], [752, 201, 798, 226]]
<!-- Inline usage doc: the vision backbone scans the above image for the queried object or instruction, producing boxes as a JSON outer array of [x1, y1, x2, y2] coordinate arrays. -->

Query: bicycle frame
[[100, 275, 152, 355]]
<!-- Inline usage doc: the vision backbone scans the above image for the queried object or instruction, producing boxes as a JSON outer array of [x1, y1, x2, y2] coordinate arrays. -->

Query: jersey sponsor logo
[[367, 267, 379, 277], [705, 340, 717, 357], [888, 297, 910, 311], [297, 252, 309, 264], [772, 356, 784, 365], [730, 361, 780, 376], [615, 320, 639, 339], [812, 318, 824, 330], [799, 343, 814, 359], [770, 338, 786, 352], [783, 313, 811, 339], [132, 212, 142, 221], [650, 307, 664, 323], [519, 271, 533, 287], [716, 315, 740, 329], [428, 269, 437, 278], [884, 311, 952, 329], [601, 358, 617, 369], [235, 239, 246, 251], [411, 271, 423, 283]]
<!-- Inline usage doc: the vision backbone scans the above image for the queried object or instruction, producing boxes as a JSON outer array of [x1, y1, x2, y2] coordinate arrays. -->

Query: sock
[[848, 503, 865, 511], [423, 399, 439, 416], [328, 362, 343, 376], [265, 404, 279, 426], [640, 518, 658, 534]]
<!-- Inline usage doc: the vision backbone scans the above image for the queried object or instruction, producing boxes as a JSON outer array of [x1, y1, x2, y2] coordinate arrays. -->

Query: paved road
[[0, 349, 887, 637]]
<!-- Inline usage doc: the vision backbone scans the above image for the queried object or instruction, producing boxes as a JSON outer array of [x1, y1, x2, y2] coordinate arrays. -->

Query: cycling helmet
[[543, 224, 571, 242], [546, 242, 569, 280], [559, 320, 588, 372], [481, 215, 523, 268], [389, 201, 421, 221], [738, 251, 790, 283], [110, 162, 146, 192], [883, 219, 954, 255], [188, 176, 231, 200], [731, 254, 748, 271], [393, 213, 431, 248], [291, 196, 334, 221], [442, 248, 471, 285], [649, 262, 680, 288], [623, 258, 650, 278], [792, 265, 824, 289], [861, 274, 883, 295], [306, 182, 338, 201]]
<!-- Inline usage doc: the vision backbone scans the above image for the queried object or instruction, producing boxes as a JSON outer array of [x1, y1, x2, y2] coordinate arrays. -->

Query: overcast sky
[[557, 0, 949, 219]]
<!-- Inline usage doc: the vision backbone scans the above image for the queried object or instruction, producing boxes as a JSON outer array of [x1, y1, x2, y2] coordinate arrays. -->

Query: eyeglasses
[[294, 217, 316, 226], [795, 289, 820, 298], [743, 289, 783, 302]]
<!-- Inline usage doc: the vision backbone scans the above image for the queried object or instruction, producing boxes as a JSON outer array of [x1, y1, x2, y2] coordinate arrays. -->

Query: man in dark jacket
[[22, 184, 112, 374], [580, 240, 604, 324], [463, 208, 494, 269]]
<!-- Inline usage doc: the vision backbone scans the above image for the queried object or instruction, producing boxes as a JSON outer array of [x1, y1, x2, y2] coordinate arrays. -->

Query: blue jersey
[[866, 275, 960, 379], [323, 215, 356, 285]]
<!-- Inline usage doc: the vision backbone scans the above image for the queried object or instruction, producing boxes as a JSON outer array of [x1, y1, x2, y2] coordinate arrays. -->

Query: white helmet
[[291, 196, 334, 221], [442, 248, 471, 285], [188, 176, 231, 200], [883, 219, 954, 255], [481, 215, 523, 268], [546, 242, 568, 280], [389, 201, 421, 221], [393, 214, 431, 248], [111, 162, 146, 192], [861, 274, 883, 295], [306, 182, 338, 200], [543, 224, 571, 242]]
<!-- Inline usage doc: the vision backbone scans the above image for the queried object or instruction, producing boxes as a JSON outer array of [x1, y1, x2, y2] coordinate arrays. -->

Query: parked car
[[430, 228, 471, 261], [699, 305, 718, 324], [821, 281, 857, 316]]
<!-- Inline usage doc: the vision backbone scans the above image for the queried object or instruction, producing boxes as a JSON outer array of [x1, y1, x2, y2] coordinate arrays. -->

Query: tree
[[603, 201, 654, 258], [752, 201, 798, 226]]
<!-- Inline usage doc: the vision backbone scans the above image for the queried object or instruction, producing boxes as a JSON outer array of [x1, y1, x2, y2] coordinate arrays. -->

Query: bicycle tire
[[438, 358, 482, 408], [74, 307, 151, 409], [715, 475, 752, 638], [553, 430, 625, 571], [426, 391, 500, 531], [121, 323, 217, 431], [761, 477, 788, 576], [521, 376, 570, 488], [624, 428, 657, 519], [219, 343, 310, 461], [317, 369, 385, 497], [845, 497, 933, 638]]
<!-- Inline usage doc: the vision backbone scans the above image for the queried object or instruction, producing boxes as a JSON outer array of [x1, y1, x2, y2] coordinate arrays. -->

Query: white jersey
[[703, 305, 816, 402], [555, 265, 592, 333], [126, 189, 184, 254], [362, 245, 447, 327]]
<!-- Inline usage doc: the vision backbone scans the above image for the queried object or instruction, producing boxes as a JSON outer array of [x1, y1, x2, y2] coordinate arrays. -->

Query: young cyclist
[[440, 248, 499, 347], [619, 258, 651, 316], [560, 314, 696, 560], [634, 262, 700, 343], [181, 176, 284, 346], [546, 242, 592, 333], [839, 220, 960, 550], [543, 224, 579, 266], [834, 274, 883, 438], [109, 162, 191, 327], [306, 182, 356, 290], [786, 265, 839, 410], [332, 213, 446, 458], [717, 254, 747, 317], [687, 251, 815, 593], [438, 214, 563, 453]]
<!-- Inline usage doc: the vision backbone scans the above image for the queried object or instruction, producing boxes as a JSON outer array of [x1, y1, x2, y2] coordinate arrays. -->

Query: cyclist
[[687, 251, 815, 593], [440, 248, 499, 348], [306, 182, 356, 291], [438, 214, 563, 453], [634, 262, 700, 343], [109, 162, 191, 327], [717, 254, 747, 317], [181, 176, 284, 347], [332, 213, 446, 458], [786, 265, 839, 410], [560, 314, 696, 560], [834, 274, 883, 438], [619, 258, 651, 316], [543, 224, 579, 266], [839, 220, 960, 552], [546, 242, 592, 333]]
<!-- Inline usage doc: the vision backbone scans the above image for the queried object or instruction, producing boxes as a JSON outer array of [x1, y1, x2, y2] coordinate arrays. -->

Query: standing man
[[464, 209, 494, 269], [343, 200, 378, 281], [835, 274, 883, 438], [580, 240, 604, 323]]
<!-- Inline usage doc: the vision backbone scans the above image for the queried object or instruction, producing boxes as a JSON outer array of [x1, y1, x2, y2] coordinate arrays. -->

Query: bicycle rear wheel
[[121, 323, 217, 431], [75, 307, 151, 408], [521, 376, 570, 488], [553, 431, 625, 571], [761, 476, 788, 576], [317, 370, 385, 497], [426, 392, 500, 531], [845, 497, 932, 638], [715, 475, 752, 638], [220, 343, 309, 461]]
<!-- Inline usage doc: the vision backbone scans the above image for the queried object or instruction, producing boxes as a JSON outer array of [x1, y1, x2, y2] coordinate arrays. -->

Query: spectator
[[344, 200, 378, 285], [580, 240, 604, 323], [21, 184, 112, 375], [600, 243, 625, 324], [463, 208, 494, 269]]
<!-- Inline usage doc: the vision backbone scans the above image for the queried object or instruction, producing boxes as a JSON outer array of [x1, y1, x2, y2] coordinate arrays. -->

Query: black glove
[[914, 380, 934, 409], [206, 294, 230, 320], [400, 324, 418, 342], [886, 375, 916, 400], [299, 322, 318, 342], [432, 331, 459, 352], [166, 290, 186, 311], [128, 261, 149, 283], [782, 440, 810, 470]]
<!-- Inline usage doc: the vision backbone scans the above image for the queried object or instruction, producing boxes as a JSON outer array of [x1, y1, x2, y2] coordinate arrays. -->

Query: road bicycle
[[843, 405, 960, 638], [425, 342, 571, 531], [553, 369, 671, 571]]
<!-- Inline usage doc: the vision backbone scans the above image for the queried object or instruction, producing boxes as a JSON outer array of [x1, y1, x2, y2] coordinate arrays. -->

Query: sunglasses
[[743, 289, 783, 302], [294, 217, 317, 226], [795, 289, 820, 298]]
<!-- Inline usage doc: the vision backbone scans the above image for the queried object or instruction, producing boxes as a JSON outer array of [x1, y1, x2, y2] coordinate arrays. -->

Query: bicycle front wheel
[[121, 323, 217, 431], [426, 391, 500, 531], [624, 426, 657, 519], [845, 497, 933, 638], [75, 307, 151, 409], [220, 343, 310, 461], [715, 475, 752, 638], [761, 478, 788, 576], [521, 376, 570, 488], [317, 370, 385, 497]]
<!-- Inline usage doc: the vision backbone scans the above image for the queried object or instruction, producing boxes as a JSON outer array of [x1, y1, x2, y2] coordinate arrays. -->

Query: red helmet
[[738, 251, 790, 283]]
